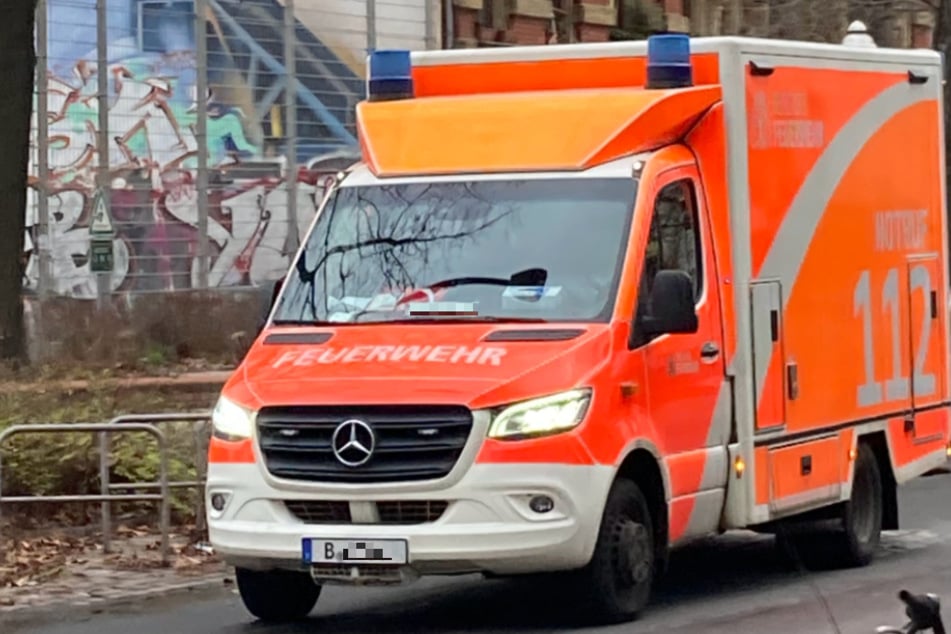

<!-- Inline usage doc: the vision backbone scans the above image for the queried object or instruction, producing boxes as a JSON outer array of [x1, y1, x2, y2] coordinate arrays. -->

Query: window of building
[[138, 1, 195, 54]]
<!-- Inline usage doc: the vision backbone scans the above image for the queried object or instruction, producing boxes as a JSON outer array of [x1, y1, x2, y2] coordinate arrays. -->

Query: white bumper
[[207, 461, 614, 577]]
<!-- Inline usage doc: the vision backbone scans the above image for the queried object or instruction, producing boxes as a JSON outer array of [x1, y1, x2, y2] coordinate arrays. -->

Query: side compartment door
[[750, 280, 786, 432], [907, 254, 948, 442]]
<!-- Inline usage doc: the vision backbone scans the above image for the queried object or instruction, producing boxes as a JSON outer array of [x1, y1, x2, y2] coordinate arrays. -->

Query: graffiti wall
[[26, 0, 355, 299]]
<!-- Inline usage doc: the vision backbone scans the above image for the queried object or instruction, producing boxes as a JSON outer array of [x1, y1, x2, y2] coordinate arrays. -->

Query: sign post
[[89, 188, 115, 311]]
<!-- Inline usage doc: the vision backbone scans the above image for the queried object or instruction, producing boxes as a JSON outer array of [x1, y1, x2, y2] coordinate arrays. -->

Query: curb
[[0, 572, 233, 625]]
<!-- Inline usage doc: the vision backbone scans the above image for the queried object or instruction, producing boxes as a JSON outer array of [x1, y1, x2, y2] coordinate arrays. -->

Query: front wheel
[[570, 478, 656, 625], [235, 567, 322, 622]]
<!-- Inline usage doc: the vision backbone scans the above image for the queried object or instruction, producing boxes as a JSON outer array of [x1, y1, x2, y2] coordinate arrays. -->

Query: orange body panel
[[840, 428, 857, 483], [208, 437, 255, 464], [668, 498, 697, 543], [888, 409, 951, 466], [474, 435, 597, 465], [667, 450, 712, 499], [766, 98, 947, 433], [634, 157, 726, 456], [356, 86, 721, 176], [411, 53, 721, 98], [611, 146, 730, 543], [768, 437, 841, 504], [754, 446, 770, 506], [686, 104, 737, 365], [235, 324, 614, 411], [745, 69, 906, 278], [741, 60, 950, 519]]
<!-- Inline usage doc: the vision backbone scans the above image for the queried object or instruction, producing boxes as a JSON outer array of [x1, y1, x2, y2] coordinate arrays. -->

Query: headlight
[[211, 396, 255, 441], [487, 388, 592, 440]]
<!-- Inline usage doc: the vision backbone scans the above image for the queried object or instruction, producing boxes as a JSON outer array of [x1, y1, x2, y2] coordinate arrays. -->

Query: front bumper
[[207, 461, 614, 578]]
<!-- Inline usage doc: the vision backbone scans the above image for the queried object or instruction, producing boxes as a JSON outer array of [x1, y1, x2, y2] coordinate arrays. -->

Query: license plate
[[302, 538, 409, 565]]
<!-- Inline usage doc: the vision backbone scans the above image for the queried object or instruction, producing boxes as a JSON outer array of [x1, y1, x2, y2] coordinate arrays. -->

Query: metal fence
[[26, 0, 440, 303], [0, 413, 212, 564]]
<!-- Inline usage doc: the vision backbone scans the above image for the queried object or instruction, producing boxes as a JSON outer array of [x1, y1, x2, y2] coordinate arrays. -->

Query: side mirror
[[639, 270, 698, 336], [257, 277, 285, 333]]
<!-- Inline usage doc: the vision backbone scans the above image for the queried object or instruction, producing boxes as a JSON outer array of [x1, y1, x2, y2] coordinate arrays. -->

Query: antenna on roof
[[842, 20, 877, 48]]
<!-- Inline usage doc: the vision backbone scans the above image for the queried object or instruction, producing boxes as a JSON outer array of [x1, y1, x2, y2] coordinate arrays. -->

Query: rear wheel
[[776, 442, 883, 569], [235, 567, 322, 622], [570, 478, 656, 624], [835, 442, 883, 566]]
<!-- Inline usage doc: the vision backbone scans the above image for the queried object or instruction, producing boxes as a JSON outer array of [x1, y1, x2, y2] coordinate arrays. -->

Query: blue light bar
[[645, 33, 693, 90], [367, 49, 414, 102]]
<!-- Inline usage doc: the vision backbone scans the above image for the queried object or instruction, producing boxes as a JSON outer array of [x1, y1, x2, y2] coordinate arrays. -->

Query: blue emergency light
[[367, 49, 414, 102], [645, 33, 693, 90]]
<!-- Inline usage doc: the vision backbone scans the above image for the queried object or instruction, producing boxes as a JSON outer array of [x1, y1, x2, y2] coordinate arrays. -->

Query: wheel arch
[[856, 431, 898, 531], [615, 447, 670, 570]]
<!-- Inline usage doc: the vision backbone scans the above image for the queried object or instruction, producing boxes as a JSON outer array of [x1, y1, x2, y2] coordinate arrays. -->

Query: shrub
[[24, 288, 267, 368], [0, 379, 221, 527]]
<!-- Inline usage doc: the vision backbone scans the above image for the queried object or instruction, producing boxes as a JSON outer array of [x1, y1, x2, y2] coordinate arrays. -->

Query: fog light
[[211, 493, 227, 512], [528, 495, 554, 514]]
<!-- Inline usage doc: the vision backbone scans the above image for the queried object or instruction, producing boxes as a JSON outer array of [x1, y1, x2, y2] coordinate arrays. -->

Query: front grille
[[285, 500, 450, 525], [377, 500, 449, 524], [285, 500, 351, 523], [310, 564, 405, 585], [258, 405, 473, 483]]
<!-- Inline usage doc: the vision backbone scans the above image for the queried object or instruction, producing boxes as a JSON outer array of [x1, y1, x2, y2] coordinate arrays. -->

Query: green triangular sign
[[90, 190, 114, 235]]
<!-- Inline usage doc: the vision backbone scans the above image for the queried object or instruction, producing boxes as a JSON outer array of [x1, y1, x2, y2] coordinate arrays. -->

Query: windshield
[[272, 177, 637, 325]]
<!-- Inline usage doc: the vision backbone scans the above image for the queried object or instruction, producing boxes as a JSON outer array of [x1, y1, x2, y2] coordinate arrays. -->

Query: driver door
[[628, 165, 728, 541]]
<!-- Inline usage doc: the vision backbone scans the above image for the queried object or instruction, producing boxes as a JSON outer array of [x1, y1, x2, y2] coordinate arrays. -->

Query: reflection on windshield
[[273, 178, 637, 325]]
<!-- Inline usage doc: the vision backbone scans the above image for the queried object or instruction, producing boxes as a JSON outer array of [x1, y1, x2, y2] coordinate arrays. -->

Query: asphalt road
[[7, 470, 951, 634]]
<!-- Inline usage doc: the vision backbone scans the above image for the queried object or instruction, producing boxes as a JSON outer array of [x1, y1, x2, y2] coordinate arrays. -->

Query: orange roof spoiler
[[356, 85, 722, 177], [410, 52, 721, 98]]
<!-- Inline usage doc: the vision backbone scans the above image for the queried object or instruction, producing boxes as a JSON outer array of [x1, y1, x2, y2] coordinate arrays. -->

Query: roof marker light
[[645, 33, 693, 90], [842, 20, 877, 48], [366, 49, 414, 102]]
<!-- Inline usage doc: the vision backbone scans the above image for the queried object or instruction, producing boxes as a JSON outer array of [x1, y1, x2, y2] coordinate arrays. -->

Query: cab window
[[632, 178, 704, 345]]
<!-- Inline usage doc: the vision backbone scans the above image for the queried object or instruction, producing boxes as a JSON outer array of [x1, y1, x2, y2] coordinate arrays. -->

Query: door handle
[[700, 342, 720, 359]]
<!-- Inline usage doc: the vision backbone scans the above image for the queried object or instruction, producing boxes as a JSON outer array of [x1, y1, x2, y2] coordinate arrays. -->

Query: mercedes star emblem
[[331, 419, 376, 467]]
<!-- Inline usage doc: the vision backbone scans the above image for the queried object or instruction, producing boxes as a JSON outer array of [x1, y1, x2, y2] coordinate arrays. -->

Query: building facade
[[445, 0, 934, 48]]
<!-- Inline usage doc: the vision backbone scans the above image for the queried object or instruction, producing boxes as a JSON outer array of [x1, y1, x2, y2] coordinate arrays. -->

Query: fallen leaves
[[116, 525, 152, 538], [0, 524, 220, 590], [1, 535, 89, 589]]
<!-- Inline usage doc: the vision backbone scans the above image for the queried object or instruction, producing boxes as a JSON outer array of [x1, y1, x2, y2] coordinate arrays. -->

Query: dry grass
[[22, 287, 267, 371]]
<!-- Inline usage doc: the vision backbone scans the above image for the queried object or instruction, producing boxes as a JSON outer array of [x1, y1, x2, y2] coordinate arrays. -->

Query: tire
[[570, 478, 656, 625], [835, 442, 883, 566], [775, 442, 883, 570], [235, 567, 322, 622]]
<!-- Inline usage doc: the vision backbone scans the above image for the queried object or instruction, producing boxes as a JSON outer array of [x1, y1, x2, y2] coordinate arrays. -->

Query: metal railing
[[0, 412, 212, 566]]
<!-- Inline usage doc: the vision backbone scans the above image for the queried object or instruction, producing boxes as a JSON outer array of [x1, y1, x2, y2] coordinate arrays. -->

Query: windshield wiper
[[270, 319, 341, 326], [271, 316, 548, 326], [366, 315, 549, 324]]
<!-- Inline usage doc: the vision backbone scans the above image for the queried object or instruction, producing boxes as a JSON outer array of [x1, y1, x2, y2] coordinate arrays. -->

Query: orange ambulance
[[205, 33, 951, 624]]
